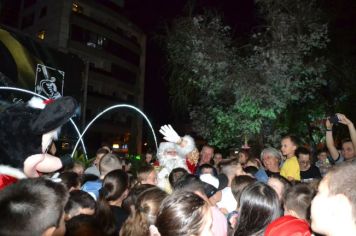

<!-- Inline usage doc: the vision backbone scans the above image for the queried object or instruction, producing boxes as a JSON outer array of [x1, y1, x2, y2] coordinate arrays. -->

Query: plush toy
[[156, 125, 198, 192], [0, 96, 77, 189]]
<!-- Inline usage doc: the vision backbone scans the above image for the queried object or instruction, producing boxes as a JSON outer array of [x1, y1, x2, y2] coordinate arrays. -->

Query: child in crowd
[[280, 135, 301, 181], [217, 158, 245, 214], [152, 191, 213, 236], [168, 167, 188, 189], [96, 169, 130, 235], [59, 171, 82, 192], [315, 148, 332, 176], [137, 165, 157, 185], [234, 182, 281, 236], [284, 183, 316, 221], [120, 187, 167, 236], [267, 176, 292, 203], [64, 190, 96, 221]]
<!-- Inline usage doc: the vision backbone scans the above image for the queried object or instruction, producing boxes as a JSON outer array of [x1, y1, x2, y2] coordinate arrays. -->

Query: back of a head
[[120, 187, 168, 236], [196, 163, 218, 177], [96, 169, 129, 235], [325, 160, 356, 220], [155, 191, 210, 236], [65, 214, 107, 236], [220, 158, 240, 177], [65, 190, 96, 219], [173, 174, 205, 196], [231, 175, 257, 203], [235, 182, 281, 236], [268, 175, 292, 203], [99, 153, 122, 176], [137, 165, 155, 183], [101, 169, 129, 201], [0, 178, 68, 236], [96, 147, 110, 156], [168, 167, 188, 189], [122, 184, 157, 214], [284, 183, 316, 220], [59, 171, 82, 191]]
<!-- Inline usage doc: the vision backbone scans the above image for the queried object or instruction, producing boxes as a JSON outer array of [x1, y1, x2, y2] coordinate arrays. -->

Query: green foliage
[[72, 150, 92, 168], [166, 1, 330, 148]]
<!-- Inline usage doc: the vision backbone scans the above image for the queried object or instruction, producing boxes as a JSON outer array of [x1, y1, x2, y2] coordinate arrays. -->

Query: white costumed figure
[[156, 125, 199, 193]]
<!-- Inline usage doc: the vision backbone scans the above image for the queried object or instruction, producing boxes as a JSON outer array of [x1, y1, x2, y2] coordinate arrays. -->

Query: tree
[[166, 0, 330, 148]]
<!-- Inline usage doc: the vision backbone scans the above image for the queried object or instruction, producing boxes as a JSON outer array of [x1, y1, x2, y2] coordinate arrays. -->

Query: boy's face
[[311, 178, 335, 234], [281, 138, 297, 158]]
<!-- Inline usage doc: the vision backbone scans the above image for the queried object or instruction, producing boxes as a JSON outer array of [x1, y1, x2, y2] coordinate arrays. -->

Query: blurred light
[[144, 142, 147, 146], [37, 30, 45, 40], [135, 155, 141, 160], [112, 144, 119, 149]]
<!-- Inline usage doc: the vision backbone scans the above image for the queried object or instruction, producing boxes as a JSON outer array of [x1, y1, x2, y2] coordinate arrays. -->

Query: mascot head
[[0, 96, 77, 188]]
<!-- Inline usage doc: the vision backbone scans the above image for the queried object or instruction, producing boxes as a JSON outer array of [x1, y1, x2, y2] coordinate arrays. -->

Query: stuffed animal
[[0, 96, 77, 189]]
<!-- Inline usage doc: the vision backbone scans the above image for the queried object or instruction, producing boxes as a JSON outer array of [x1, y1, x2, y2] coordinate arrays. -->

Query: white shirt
[[217, 187, 237, 213]]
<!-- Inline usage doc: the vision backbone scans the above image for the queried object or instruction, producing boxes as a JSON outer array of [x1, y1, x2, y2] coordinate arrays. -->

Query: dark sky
[[124, 0, 356, 139], [124, 0, 257, 128]]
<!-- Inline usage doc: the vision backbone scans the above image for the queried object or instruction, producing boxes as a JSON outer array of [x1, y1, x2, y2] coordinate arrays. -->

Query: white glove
[[159, 124, 182, 143]]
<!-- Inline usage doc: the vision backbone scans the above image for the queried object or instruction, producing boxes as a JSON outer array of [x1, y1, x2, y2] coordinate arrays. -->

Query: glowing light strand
[[71, 104, 158, 156]]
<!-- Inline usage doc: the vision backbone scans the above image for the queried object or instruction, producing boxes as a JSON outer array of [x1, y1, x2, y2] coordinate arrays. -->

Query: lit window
[[72, 3, 82, 13], [37, 30, 46, 40]]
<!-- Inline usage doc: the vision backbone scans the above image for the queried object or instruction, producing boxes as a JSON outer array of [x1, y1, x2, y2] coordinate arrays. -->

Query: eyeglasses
[[299, 160, 310, 164]]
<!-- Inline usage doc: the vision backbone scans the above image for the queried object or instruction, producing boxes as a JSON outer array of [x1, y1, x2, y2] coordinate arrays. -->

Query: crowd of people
[[1, 113, 356, 236]]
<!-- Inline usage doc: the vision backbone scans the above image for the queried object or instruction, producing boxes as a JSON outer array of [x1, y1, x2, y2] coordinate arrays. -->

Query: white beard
[[157, 154, 188, 192]]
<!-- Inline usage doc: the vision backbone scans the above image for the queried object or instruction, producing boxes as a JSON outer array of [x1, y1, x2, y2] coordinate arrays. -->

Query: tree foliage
[[166, 0, 330, 148]]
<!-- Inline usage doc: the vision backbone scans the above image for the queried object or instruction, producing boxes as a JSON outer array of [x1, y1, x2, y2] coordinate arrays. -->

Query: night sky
[[124, 0, 258, 129], [124, 0, 356, 134]]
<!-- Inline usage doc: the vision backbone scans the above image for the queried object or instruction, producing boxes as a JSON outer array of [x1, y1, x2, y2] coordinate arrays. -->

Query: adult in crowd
[[85, 147, 109, 177], [326, 113, 356, 163], [199, 145, 215, 166], [261, 147, 283, 177], [311, 161, 356, 236], [81, 153, 122, 200], [0, 178, 68, 236], [296, 147, 321, 182]]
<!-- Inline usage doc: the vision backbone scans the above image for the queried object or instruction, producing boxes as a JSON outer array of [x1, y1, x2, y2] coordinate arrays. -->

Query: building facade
[[15, 0, 146, 154]]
